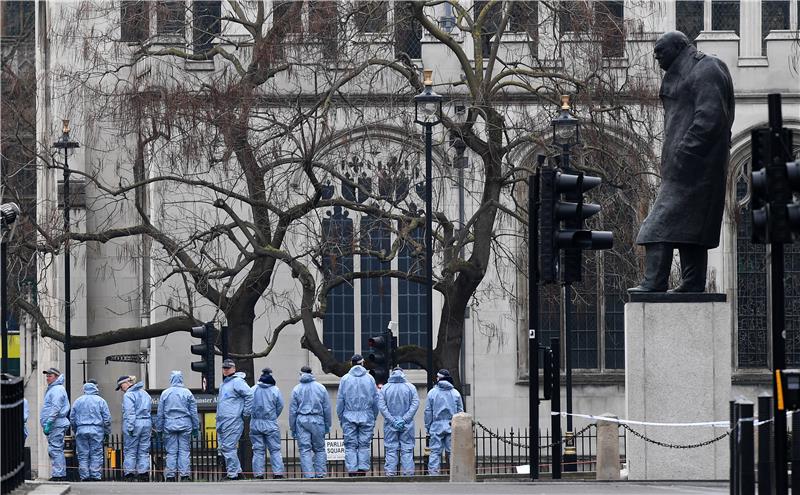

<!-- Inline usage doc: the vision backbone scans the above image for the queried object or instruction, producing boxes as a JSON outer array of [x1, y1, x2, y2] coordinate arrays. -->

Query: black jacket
[[636, 45, 735, 248]]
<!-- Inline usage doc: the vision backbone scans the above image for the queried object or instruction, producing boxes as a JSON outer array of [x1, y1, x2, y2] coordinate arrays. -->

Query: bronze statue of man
[[629, 31, 735, 293]]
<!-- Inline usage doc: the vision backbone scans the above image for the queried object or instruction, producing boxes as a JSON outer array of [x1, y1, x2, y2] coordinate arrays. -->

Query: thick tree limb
[[17, 298, 196, 349]]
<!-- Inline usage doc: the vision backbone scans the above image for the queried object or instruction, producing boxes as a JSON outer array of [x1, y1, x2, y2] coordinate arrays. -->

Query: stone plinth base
[[625, 294, 731, 480], [450, 413, 476, 482]]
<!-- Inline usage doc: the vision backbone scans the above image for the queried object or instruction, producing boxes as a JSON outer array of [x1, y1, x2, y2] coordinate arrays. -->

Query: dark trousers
[[640, 243, 708, 291]]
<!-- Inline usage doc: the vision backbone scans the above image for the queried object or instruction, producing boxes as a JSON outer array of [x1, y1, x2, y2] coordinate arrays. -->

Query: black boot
[[137, 473, 149, 482], [180, 476, 191, 482], [669, 245, 708, 292], [124, 473, 136, 482], [629, 243, 672, 292]]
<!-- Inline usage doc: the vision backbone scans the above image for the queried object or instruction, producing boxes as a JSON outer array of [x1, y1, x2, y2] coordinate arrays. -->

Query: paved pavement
[[55, 480, 730, 495]]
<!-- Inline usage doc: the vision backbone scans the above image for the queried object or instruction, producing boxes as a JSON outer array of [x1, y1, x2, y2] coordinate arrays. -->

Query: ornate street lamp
[[414, 69, 442, 391], [52, 119, 79, 401], [551, 96, 580, 471], [551, 95, 580, 170]]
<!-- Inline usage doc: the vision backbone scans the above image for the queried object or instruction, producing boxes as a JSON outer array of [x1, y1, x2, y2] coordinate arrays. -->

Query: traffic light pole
[[528, 172, 540, 480], [551, 337, 562, 479], [560, 144, 576, 472], [770, 241, 787, 495]]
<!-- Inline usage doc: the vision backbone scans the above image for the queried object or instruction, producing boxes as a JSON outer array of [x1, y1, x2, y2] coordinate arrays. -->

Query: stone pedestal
[[596, 413, 621, 480], [625, 293, 731, 480], [449, 413, 476, 482]]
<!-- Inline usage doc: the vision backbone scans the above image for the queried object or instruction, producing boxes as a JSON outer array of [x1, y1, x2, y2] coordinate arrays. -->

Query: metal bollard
[[738, 400, 755, 495], [731, 400, 738, 495], [792, 411, 800, 494], [758, 394, 772, 495]]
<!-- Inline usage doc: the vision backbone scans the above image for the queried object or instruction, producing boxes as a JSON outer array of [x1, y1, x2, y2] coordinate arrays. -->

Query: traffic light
[[367, 332, 391, 386], [191, 322, 215, 393], [750, 95, 795, 244], [539, 165, 613, 283]]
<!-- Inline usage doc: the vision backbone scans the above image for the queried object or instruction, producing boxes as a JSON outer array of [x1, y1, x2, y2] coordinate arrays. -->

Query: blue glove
[[393, 419, 406, 431], [192, 429, 199, 439], [325, 426, 330, 435], [43, 420, 53, 435]]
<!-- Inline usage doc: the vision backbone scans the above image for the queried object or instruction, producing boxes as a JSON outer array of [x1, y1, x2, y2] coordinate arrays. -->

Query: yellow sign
[[0, 335, 20, 358], [204, 412, 217, 447]]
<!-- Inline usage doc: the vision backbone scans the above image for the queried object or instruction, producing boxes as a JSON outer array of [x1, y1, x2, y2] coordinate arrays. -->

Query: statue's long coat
[[636, 45, 735, 248]]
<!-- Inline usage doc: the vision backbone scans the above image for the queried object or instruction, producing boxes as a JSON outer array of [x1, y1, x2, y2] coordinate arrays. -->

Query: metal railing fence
[[80, 425, 625, 480]]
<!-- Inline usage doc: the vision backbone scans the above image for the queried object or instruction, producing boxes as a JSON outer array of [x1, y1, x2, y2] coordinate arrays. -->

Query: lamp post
[[52, 119, 79, 401], [551, 95, 580, 471], [1, 202, 21, 374], [414, 69, 442, 391]]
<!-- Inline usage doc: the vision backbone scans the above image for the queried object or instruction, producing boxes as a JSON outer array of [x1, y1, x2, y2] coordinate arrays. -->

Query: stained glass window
[[712, 0, 740, 34], [398, 226, 425, 367], [360, 215, 392, 349], [676, 0, 704, 45], [322, 206, 355, 362], [761, 0, 789, 54]]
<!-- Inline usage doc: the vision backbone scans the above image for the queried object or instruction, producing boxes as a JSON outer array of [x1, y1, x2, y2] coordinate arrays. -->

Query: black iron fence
[[83, 424, 625, 480], [1, 374, 25, 494], [474, 424, 627, 475]]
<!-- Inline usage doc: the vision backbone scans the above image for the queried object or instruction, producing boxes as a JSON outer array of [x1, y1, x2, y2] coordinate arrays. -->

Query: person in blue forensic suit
[[23, 398, 29, 441], [40, 368, 70, 481], [424, 369, 464, 476], [289, 365, 331, 478], [249, 368, 285, 479], [336, 354, 378, 476], [216, 359, 252, 480], [155, 370, 199, 482], [117, 375, 153, 482], [378, 366, 420, 476], [70, 380, 112, 481]]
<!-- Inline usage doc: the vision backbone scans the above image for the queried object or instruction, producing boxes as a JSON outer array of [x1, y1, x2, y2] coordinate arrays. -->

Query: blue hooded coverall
[[70, 382, 112, 480], [40, 373, 70, 478], [216, 371, 252, 479], [336, 364, 378, 473], [378, 369, 420, 476], [249, 381, 285, 477], [23, 398, 29, 440], [122, 381, 153, 476], [289, 372, 331, 478], [155, 371, 199, 479], [424, 379, 463, 475]]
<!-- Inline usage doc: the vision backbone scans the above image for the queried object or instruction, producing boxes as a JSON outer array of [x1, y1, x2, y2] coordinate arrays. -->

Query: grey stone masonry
[[625, 295, 731, 480], [595, 413, 621, 480], [449, 413, 476, 482]]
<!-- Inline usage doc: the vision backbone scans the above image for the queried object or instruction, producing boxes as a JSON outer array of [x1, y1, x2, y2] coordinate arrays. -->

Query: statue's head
[[654, 31, 691, 71]]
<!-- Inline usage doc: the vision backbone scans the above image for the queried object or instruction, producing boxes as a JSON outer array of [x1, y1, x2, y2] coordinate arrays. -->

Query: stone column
[[625, 293, 731, 480], [596, 413, 621, 480], [449, 412, 476, 482]]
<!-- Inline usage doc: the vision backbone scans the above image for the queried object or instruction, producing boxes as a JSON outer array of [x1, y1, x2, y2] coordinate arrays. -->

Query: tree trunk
[[226, 309, 255, 386], [437, 295, 467, 393]]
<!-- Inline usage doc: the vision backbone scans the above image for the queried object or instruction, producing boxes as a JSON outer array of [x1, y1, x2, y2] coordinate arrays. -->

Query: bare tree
[[11, 1, 661, 387]]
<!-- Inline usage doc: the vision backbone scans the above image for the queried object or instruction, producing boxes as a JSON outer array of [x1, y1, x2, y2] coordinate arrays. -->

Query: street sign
[[325, 439, 345, 461], [104, 352, 148, 364]]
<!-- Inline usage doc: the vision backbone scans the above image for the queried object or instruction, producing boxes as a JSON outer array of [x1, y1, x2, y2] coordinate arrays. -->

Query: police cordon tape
[[553, 411, 730, 428], [558, 410, 799, 428]]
